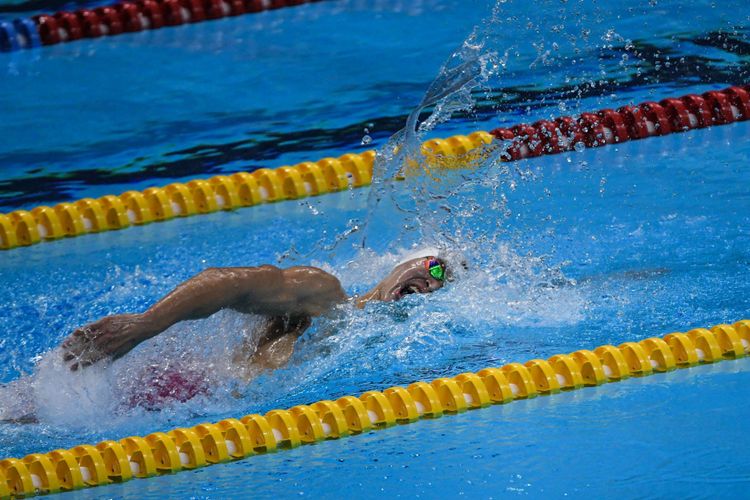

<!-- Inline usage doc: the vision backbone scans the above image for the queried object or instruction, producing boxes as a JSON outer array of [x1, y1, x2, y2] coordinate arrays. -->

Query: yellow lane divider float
[[0, 132, 494, 251], [2, 320, 749, 497]]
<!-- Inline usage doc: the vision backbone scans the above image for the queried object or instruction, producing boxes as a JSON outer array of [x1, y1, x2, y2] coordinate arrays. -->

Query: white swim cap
[[397, 246, 441, 266]]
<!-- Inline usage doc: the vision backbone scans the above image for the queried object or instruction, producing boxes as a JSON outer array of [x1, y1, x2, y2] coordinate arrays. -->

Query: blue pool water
[[1, 118, 749, 495], [68, 358, 750, 498], [1, 0, 750, 497]]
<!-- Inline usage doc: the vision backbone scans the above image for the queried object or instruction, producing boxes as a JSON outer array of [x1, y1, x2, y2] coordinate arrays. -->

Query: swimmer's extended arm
[[140, 266, 345, 333], [61, 266, 346, 370]]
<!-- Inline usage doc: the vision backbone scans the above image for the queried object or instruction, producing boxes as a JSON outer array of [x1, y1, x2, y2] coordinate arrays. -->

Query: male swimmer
[[58, 251, 448, 373], [0, 251, 447, 422]]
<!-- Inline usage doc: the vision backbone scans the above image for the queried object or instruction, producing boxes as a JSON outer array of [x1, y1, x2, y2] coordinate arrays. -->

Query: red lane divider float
[[0, 0, 323, 51], [489, 84, 750, 160]]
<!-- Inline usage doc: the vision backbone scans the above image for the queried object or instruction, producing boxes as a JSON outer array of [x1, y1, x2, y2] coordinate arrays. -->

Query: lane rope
[[1, 84, 748, 251], [0, 0, 324, 52], [1, 320, 748, 497]]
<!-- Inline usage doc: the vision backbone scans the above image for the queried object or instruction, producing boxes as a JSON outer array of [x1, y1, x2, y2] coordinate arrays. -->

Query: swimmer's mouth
[[396, 280, 429, 297]]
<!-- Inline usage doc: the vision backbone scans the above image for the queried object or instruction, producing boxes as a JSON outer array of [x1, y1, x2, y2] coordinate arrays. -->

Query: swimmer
[[59, 251, 448, 374], [0, 251, 447, 422]]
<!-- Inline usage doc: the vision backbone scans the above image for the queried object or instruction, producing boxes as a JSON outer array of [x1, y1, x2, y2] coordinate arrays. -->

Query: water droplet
[[574, 142, 586, 152], [361, 126, 373, 145]]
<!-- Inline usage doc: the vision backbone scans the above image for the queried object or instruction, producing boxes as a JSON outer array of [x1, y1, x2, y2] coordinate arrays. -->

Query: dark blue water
[[1, 0, 749, 497], [0, 0, 748, 209]]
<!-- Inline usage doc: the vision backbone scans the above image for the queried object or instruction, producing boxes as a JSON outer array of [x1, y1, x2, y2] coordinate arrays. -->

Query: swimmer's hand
[[61, 314, 151, 371]]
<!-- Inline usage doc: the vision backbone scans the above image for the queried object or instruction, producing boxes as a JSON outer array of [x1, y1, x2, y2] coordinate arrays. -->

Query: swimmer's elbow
[[194, 267, 227, 283]]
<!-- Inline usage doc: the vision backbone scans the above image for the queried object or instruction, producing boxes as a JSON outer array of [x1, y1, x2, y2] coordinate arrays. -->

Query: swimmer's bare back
[[61, 266, 347, 371]]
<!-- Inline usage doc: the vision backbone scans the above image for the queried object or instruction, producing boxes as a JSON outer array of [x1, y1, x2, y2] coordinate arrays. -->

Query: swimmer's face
[[380, 256, 447, 302]]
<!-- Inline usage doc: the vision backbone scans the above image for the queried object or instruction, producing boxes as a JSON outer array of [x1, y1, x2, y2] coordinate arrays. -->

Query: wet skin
[[60, 256, 447, 372]]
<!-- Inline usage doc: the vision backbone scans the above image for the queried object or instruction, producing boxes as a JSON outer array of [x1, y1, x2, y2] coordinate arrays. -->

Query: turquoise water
[[68, 358, 750, 498], [1, 0, 749, 497]]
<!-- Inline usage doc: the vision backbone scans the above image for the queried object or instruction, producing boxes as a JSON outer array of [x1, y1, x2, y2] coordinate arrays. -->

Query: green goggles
[[425, 258, 445, 281]]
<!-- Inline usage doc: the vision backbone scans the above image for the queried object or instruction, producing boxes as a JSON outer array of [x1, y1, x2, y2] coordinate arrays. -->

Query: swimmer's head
[[379, 253, 448, 302]]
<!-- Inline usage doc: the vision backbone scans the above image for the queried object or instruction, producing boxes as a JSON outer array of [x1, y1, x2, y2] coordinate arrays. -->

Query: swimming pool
[[1, 0, 749, 497]]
